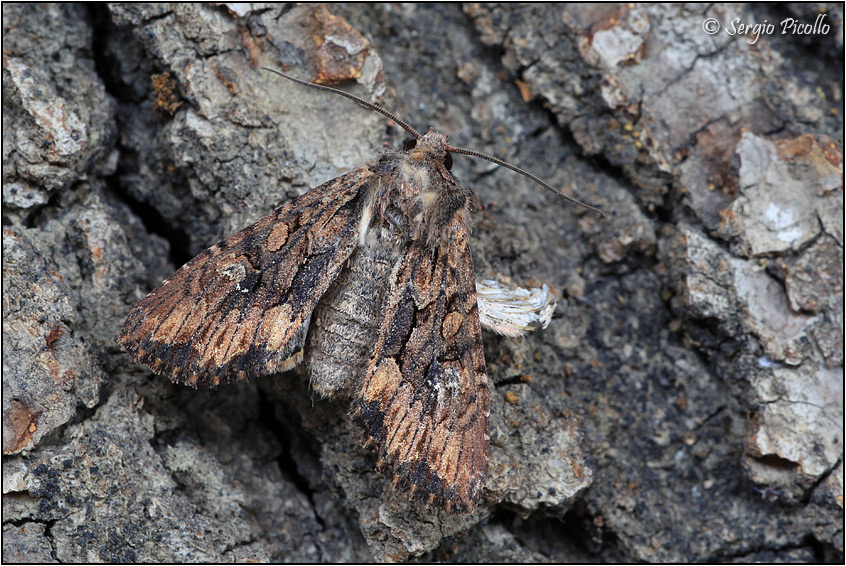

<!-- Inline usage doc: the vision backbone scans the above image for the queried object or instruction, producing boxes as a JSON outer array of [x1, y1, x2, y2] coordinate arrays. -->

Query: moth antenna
[[263, 67, 603, 216], [448, 145, 606, 217], [261, 67, 422, 139]]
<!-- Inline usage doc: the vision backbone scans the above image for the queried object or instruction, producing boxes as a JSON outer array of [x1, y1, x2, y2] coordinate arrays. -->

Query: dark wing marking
[[352, 215, 489, 512], [119, 169, 370, 387]]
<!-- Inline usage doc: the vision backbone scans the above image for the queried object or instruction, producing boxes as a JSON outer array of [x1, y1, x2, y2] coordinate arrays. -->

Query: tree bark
[[3, 3, 842, 562]]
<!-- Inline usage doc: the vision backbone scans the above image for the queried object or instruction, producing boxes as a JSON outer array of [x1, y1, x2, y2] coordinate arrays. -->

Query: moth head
[[405, 130, 453, 171]]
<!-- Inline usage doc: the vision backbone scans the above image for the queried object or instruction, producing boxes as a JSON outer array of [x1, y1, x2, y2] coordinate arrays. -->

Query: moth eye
[[444, 151, 453, 171], [403, 138, 417, 151]]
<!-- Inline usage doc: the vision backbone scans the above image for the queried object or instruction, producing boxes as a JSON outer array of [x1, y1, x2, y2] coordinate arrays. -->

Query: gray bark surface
[[3, 3, 843, 562]]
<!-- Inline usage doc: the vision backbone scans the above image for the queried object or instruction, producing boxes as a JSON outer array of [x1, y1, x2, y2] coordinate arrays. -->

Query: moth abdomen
[[305, 247, 395, 397]]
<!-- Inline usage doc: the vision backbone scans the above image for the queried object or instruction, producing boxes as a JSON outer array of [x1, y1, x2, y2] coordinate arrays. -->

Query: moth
[[119, 68, 602, 513]]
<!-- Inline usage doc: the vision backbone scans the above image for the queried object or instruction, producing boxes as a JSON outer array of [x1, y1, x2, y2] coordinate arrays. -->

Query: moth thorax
[[359, 204, 409, 258], [397, 160, 458, 246], [399, 155, 434, 199]]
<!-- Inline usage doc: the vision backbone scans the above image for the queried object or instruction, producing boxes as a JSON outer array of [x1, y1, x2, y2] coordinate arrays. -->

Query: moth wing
[[353, 215, 489, 512], [119, 169, 370, 387]]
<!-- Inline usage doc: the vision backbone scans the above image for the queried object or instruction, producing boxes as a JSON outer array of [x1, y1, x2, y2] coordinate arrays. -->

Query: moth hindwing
[[120, 128, 492, 512]]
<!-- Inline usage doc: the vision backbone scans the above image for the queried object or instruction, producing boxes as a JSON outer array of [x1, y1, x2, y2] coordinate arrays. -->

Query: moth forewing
[[351, 214, 489, 512], [118, 170, 369, 386]]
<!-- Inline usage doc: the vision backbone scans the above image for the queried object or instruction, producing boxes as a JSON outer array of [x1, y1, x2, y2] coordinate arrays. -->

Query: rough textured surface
[[2, 3, 843, 563]]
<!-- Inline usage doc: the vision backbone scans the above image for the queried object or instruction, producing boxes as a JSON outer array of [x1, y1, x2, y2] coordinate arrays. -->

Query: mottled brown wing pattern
[[352, 214, 489, 512], [119, 169, 371, 387]]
